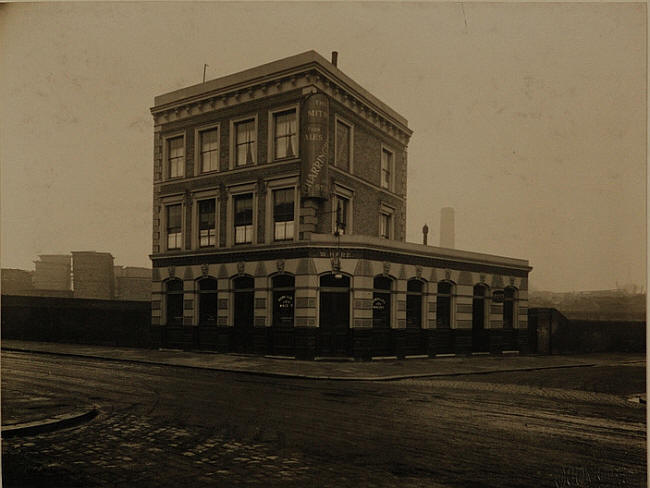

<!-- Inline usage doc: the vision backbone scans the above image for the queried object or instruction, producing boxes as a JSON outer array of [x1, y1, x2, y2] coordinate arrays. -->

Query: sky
[[0, 2, 646, 292]]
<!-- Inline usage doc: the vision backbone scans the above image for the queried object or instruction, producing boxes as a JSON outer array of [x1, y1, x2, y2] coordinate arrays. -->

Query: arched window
[[233, 276, 254, 328], [165, 279, 184, 326], [472, 284, 488, 330], [198, 278, 217, 326], [472, 284, 490, 352], [503, 287, 517, 329], [406, 279, 424, 329], [373, 276, 393, 329], [272, 274, 295, 328], [436, 281, 454, 328]]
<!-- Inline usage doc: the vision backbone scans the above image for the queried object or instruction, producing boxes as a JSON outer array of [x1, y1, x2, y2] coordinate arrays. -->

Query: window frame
[[164, 278, 184, 326], [265, 176, 299, 243], [334, 115, 354, 173], [161, 195, 185, 252], [227, 182, 257, 247], [436, 280, 456, 329], [268, 104, 300, 162], [196, 277, 218, 326], [230, 114, 258, 169], [194, 122, 220, 174], [192, 189, 219, 250], [380, 144, 395, 192], [378, 202, 395, 240], [163, 132, 185, 180], [406, 278, 425, 329], [331, 184, 354, 236], [502, 286, 518, 329]]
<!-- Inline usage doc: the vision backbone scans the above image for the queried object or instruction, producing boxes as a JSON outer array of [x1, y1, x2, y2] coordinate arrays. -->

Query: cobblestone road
[[2, 351, 645, 487]]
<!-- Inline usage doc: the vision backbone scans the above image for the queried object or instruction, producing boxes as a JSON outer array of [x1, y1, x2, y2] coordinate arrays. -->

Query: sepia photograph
[[0, 2, 646, 486]]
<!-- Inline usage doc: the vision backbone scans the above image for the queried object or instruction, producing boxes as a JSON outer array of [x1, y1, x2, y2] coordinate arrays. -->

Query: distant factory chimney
[[331, 51, 338, 67], [440, 207, 455, 248], [422, 224, 429, 246]]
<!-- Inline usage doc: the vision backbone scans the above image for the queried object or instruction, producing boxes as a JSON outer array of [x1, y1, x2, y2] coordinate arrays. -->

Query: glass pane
[[199, 278, 217, 291], [167, 205, 181, 230], [473, 285, 486, 297], [436, 296, 451, 328], [374, 276, 392, 290], [273, 189, 294, 222], [438, 282, 451, 295], [166, 279, 183, 292], [272, 274, 295, 288], [233, 276, 254, 289], [234, 195, 253, 225], [407, 280, 423, 293]]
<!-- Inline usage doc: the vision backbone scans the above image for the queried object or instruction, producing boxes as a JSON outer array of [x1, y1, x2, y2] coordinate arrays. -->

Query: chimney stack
[[331, 51, 338, 67], [422, 224, 429, 246], [440, 207, 455, 248]]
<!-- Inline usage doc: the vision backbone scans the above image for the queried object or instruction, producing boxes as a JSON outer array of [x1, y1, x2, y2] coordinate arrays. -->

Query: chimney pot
[[331, 51, 338, 67]]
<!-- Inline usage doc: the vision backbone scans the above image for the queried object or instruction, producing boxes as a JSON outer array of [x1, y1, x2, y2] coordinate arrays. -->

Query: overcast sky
[[0, 2, 646, 292]]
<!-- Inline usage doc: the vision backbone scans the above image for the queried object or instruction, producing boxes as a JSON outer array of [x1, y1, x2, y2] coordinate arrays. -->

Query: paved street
[[2, 350, 646, 487]]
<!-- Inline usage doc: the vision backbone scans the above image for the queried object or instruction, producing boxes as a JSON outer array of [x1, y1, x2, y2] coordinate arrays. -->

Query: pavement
[[2, 339, 645, 438]]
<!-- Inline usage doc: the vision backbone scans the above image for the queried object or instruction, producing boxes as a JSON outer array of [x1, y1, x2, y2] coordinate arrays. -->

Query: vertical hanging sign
[[301, 93, 329, 199]]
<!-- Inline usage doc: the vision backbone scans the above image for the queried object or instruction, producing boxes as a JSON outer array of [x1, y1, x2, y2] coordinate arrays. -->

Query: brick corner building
[[149, 51, 532, 359]]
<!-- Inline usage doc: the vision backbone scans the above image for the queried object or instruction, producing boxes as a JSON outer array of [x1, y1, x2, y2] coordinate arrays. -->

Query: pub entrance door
[[318, 274, 350, 356], [233, 276, 254, 353]]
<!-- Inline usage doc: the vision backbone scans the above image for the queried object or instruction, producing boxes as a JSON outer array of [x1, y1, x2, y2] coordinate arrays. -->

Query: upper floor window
[[168, 136, 184, 179], [273, 109, 297, 160], [381, 147, 393, 190], [198, 199, 216, 247], [166, 204, 182, 250], [234, 194, 253, 244], [335, 119, 352, 171], [235, 119, 256, 167], [334, 195, 350, 235], [199, 128, 219, 173], [379, 212, 392, 239], [273, 188, 294, 241]]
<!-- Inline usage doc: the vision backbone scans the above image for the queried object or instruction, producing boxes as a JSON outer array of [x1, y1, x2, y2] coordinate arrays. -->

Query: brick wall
[[152, 89, 410, 254]]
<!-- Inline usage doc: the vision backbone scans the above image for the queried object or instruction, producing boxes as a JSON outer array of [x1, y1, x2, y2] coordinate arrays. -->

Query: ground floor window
[[373, 276, 392, 329], [233, 276, 254, 328], [503, 287, 517, 329], [198, 278, 217, 325], [165, 278, 184, 326], [406, 279, 424, 329], [436, 281, 453, 328], [272, 274, 295, 327]]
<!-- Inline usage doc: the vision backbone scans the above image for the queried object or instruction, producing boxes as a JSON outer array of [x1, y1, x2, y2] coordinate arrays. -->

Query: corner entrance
[[318, 274, 350, 356]]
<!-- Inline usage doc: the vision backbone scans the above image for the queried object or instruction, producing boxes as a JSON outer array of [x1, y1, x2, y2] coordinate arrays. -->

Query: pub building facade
[[150, 51, 532, 359]]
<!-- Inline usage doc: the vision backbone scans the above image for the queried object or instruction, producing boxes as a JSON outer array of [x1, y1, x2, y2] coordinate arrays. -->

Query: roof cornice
[[150, 51, 412, 144]]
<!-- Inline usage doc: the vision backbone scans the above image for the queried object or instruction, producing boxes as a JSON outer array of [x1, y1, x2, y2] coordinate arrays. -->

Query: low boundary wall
[[1, 295, 151, 348], [529, 307, 645, 354]]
